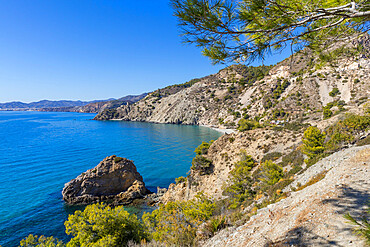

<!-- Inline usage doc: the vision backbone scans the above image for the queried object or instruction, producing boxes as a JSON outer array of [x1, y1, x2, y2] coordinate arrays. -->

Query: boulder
[[62, 155, 150, 205]]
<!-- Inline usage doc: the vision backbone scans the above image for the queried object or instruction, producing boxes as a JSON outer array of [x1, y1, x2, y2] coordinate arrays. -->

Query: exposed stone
[[62, 155, 150, 205], [94, 36, 370, 135], [161, 128, 302, 203]]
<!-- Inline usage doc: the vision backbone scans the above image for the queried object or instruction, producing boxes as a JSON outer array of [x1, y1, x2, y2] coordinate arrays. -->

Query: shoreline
[[206, 126, 236, 134], [1, 111, 237, 136], [199, 124, 236, 134], [106, 118, 237, 135]]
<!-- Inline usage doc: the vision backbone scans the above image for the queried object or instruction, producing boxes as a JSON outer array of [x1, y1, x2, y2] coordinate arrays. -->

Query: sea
[[0, 111, 222, 246]]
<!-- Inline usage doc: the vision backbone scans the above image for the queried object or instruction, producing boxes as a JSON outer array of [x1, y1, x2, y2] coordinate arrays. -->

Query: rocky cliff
[[161, 106, 369, 204], [91, 36, 370, 246], [151, 36, 370, 246], [62, 155, 150, 205], [94, 36, 370, 131]]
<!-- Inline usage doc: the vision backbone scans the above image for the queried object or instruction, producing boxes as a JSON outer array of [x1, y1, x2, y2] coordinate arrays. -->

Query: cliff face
[[94, 35, 370, 130], [161, 128, 302, 203], [94, 56, 369, 129], [161, 105, 369, 204]]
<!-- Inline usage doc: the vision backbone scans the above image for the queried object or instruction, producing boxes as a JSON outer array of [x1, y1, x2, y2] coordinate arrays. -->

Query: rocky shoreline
[[62, 155, 152, 206]]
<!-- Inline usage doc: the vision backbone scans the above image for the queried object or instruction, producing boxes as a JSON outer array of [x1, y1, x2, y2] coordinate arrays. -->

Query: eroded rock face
[[62, 155, 150, 205]]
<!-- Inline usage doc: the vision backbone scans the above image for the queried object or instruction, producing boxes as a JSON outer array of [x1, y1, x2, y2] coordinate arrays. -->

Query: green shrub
[[205, 216, 227, 236], [329, 87, 340, 97], [344, 201, 370, 245], [175, 176, 187, 184], [282, 122, 310, 131], [261, 152, 282, 163], [232, 111, 241, 119], [191, 155, 213, 175], [287, 165, 303, 176], [65, 203, 147, 247], [223, 152, 256, 209], [272, 109, 286, 119], [323, 108, 333, 119], [142, 193, 215, 246], [237, 119, 260, 131], [20, 235, 64, 247], [266, 178, 293, 198], [194, 140, 214, 155], [304, 154, 329, 167], [114, 156, 124, 163], [323, 100, 346, 117], [259, 160, 284, 187], [325, 114, 370, 151], [224, 95, 232, 101], [302, 126, 326, 163], [271, 79, 290, 100]]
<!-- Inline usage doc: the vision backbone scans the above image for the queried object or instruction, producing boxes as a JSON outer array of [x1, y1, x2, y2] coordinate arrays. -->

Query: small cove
[[0, 111, 222, 246]]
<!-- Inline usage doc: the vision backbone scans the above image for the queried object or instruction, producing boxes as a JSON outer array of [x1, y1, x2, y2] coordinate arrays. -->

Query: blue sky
[[0, 1, 291, 103]]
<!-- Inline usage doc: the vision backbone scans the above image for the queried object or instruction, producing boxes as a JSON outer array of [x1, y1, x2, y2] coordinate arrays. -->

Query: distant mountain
[[0, 94, 147, 113], [72, 93, 148, 113], [0, 100, 93, 110]]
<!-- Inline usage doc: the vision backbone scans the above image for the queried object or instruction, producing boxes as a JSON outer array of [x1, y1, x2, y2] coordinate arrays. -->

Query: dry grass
[[296, 170, 328, 192]]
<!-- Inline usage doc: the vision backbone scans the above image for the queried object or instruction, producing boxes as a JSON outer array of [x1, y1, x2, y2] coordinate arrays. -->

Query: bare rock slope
[[94, 35, 370, 131], [62, 155, 150, 205], [161, 128, 302, 203], [204, 145, 370, 247]]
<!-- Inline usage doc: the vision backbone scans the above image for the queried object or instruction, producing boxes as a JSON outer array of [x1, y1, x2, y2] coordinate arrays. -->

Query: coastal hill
[[0, 93, 147, 113], [38, 93, 148, 113], [92, 35, 370, 246], [17, 36, 369, 246], [0, 99, 94, 110], [94, 36, 369, 130]]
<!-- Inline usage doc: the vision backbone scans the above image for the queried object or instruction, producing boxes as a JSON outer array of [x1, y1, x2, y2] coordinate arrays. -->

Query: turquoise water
[[0, 111, 222, 246]]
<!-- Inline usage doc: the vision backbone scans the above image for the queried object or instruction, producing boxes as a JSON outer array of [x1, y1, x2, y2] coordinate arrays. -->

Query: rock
[[62, 155, 151, 205], [157, 187, 168, 195]]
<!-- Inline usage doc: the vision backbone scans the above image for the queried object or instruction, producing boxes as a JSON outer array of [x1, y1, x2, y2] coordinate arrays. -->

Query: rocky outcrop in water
[[62, 155, 150, 205]]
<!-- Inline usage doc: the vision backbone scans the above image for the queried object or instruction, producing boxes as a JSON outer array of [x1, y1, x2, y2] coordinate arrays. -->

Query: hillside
[[15, 36, 369, 247], [133, 35, 369, 246], [94, 37, 369, 133], [0, 94, 147, 113], [156, 98, 369, 246], [203, 145, 369, 246], [38, 93, 147, 113], [0, 100, 90, 110]]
